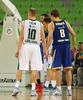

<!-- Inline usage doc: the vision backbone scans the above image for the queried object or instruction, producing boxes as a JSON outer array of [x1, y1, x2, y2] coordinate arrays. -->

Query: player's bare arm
[[66, 21, 76, 52], [46, 36, 48, 41], [47, 22, 53, 49], [41, 25, 48, 57], [15, 22, 24, 58]]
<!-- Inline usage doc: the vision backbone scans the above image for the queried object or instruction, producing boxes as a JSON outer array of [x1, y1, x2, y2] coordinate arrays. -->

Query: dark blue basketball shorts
[[40, 43, 44, 64], [52, 44, 72, 69]]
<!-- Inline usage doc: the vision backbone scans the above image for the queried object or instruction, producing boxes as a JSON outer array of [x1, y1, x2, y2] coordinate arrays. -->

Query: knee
[[52, 69, 55, 73], [65, 69, 71, 73], [55, 69, 61, 71], [32, 70, 37, 77]]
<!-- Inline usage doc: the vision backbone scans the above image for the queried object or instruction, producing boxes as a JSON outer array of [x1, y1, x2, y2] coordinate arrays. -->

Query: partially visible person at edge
[[75, 42, 83, 86]]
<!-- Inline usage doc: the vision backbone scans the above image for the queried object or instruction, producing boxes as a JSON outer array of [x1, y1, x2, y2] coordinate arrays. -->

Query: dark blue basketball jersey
[[53, 20, 70, 45], [45, 30, 48, 38]]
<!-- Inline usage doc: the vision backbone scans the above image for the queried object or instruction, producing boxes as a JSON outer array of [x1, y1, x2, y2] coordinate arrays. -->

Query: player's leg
[[63, 45, 72, 96], [26, 64, 32, 87], [55, 69, 61, 86], [12, 59, 23, 96], [43, 68, 52, 91], [12, 70, 22, 96], [31, 45, 43, 96], [31, 70, 37, 89], [35, 43, 44, 92], [12, 45, 30, 96], [32, 71, 43, 92], [31, 71, 37, 83], [43, 55, 52, 91], [16, 70, 22, 87], [46, 69, 52, 84], [52, 69, 62, 95], [65, 69, 72, 86], [65, 69, 72, 95], [50, 69, 56, 91], [44, 68, 56, 92], [46, 56, 52, 82], [35, 71, 44, 92], [44, 46, 53, 90], [46, 48, 56, 91], [31, 70, 38, 96], [52, 46, 62, 95], [16, 70, 22, 81]]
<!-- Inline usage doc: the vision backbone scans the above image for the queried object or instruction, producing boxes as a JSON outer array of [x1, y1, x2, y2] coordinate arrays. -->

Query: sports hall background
[[0, 0, 83, 100], [0, 0, 83, 48]]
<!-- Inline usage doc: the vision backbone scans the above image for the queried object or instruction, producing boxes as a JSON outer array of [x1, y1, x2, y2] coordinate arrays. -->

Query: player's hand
[[72, 45, 77, 52], [43, 49, 49, 59], [15, 51, 19, 58]]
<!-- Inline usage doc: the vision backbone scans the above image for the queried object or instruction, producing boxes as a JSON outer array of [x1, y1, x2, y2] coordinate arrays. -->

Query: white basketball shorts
[[18, 43, 42, 71]]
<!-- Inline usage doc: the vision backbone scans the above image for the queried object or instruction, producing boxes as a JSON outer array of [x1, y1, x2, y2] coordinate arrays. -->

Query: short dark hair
[[50, 9, 60, 17], [41, 14, 49, 17], [43, 17, 51, 23], [79, 42, 83, 44]]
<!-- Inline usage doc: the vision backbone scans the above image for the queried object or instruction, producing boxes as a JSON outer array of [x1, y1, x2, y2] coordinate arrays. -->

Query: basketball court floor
[[0, 86, 83, 100]]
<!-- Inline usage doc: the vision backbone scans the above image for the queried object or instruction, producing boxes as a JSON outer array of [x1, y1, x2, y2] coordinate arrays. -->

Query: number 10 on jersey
[[28, 28, 36, 40]]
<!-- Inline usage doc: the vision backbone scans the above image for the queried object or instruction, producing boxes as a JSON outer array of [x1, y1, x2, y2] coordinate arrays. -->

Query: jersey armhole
[[65, 20, 69, 29], [51, 22, 55, 32]]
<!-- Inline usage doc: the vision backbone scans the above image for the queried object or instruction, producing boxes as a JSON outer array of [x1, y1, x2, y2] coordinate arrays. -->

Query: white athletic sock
[[51, 80, 56, 87], [15, 81, 20, 88], [45, 81, 49, 87], [32, 83, 36, 90], [68, 86, 71, 90], [57, 86, 61, 90]]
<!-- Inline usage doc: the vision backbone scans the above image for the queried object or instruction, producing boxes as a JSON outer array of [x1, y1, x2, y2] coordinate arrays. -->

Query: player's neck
[[29, 17, 36, 20], [54, 17, 59, 20]]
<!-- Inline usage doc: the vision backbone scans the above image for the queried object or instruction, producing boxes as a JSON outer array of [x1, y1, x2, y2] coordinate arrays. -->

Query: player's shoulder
[[35, 20, 41, 24], [23, 19, 29, 23], [24, 19, 28, 21], [64, 20, 70, 25], [64, 20, 71, 29], [35, 21, 43, 27]]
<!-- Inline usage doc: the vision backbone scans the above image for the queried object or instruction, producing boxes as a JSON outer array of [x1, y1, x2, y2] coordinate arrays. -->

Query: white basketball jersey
[[23, 19, 42, 45]]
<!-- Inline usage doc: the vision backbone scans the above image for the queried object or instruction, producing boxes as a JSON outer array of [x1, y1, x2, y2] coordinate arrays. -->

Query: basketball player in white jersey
[[12, 8, 48, 96]]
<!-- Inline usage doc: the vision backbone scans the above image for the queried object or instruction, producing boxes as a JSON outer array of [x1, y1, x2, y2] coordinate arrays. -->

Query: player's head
[[50, 9, 60, 20], [28, 8, 37, 18], [78, 42, 83, 51], [40, 14, 49, 23], [42, 17, 51, 30]]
